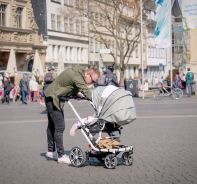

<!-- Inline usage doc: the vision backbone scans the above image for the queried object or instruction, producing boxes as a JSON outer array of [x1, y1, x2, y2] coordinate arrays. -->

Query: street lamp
[[140, 0, 144, 99]]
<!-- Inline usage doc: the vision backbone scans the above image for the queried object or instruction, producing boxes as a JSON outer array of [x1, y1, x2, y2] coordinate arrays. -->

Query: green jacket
[[186, 71, 194, 83], [45, 65, 92, 110]]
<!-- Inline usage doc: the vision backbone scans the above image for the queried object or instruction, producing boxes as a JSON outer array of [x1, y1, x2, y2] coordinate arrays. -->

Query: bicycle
[[153, 82, 183, 100]]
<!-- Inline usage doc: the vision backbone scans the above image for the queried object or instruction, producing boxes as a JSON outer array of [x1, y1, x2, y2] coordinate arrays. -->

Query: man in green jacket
[[45, 65, 100, 164], [186, 68, 194, 97]]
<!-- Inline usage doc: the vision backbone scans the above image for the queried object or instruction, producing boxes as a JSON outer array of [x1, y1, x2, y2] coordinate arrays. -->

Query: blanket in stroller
[[92, 85, 136, 126]]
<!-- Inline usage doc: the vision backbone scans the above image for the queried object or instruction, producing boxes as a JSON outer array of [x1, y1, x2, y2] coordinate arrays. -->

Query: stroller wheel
[[121, 152, 133, 166], [69, 147, 86, 167], [104, 154, 117, 169]]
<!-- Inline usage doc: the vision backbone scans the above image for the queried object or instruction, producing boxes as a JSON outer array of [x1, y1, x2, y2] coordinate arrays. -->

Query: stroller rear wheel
[[104, 154, 117, 169], [121, 152, 133, 166], [69, 147, 86, 167]]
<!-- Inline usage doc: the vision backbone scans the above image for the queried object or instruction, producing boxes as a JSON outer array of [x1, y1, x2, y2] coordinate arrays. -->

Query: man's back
[[186, 71, 194, 83], [19, 77, 29, 91]]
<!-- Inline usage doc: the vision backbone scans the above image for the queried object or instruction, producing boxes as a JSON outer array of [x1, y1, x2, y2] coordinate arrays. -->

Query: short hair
[[86, 67, 100, 77], [187, 68, 190, 71], [176, 72, 179, 75]]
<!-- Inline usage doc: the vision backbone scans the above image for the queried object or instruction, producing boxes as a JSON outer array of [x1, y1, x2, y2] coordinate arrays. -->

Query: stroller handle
[[59, 96, 89, 102]]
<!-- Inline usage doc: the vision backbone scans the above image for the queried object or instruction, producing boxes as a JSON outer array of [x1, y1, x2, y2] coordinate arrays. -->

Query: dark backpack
[[97, 74, 119, 87], [44, 73, 54, 84]]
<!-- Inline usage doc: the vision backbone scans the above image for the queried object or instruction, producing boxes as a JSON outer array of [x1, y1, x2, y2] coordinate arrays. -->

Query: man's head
[[108, 65, 114, 72], [48, 66, 55, 73], [84, 67, 100, 85], [187, 68, 190, 71], [23, 74, 27, 78]]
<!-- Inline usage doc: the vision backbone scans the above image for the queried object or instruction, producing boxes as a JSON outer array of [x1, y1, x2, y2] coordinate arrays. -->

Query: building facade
[[31, 0, 89, 72], [0, 0, 46, 74]]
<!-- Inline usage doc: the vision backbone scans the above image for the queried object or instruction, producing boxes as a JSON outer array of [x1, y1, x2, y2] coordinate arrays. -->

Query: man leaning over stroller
[[44, 65, 100, 164]]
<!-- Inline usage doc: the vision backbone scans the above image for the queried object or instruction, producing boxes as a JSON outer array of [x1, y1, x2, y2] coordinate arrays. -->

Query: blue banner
[[152, 0, 171, 48]]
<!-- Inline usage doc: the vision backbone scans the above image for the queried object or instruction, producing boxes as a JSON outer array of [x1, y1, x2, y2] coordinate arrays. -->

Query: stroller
[[60, 85, 136, 169]]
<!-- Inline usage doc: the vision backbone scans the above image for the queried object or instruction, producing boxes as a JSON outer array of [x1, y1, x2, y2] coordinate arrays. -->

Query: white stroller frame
[[61, 96, 133, 169]]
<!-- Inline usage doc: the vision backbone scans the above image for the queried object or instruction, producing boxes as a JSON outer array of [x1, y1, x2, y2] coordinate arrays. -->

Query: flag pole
[[170, 1, 173, 87], [140, 0, 144, 99]]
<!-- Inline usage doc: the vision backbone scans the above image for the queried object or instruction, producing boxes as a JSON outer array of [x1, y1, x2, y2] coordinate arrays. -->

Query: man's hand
[[76, 92, 85, 100]]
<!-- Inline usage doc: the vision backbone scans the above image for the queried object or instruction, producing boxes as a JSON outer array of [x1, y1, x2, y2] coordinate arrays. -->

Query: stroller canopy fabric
[[92, 85, 136, 126]]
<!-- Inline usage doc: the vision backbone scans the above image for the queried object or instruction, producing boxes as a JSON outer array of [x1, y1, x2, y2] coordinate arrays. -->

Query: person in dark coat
[[19, 74, 29, 105], [2, 77, 12, 104], [103, 65, 119, 87]]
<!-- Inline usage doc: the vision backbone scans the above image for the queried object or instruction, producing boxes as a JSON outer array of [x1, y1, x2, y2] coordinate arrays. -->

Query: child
[[70, 116, 95, 136]]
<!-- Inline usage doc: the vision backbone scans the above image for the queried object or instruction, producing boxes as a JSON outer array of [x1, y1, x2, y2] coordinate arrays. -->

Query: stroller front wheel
[[121, 152, 133, 166], [104, 154, 117, 169], [69, 147, 87, 167]]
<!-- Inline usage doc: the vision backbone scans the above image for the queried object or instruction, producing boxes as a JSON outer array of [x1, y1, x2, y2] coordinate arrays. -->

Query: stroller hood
[[92, 85, 136, 126]]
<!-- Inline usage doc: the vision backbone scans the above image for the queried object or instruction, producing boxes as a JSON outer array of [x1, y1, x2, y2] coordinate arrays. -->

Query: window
[[69, 0, 74, 6], [81, 20, 85, 34], [77, 47, 80, 61], [64, 0, 68, 4], [16, 7, 23, 28], [0, 5, 6, 26], [57, 15, 61, 31], [70, 47, 73, 61], [64, 17, 68, 32], [76, 19, 80, 34], [51, 14, 56, 30], [95, 39, 98, 53], [148, 47, 150, 58], [90, 37, 93, 52], [135, 45, 138, 58], [76, 0, 80, 7], [52, 45, 55, 59], [70, 18, 74, 33]]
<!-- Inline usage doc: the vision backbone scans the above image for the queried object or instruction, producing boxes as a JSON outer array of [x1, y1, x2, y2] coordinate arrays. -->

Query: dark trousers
[[187, 82, 192, 96], [45, 97, 65, 157], [2, 91, 10, 104], [21, 89, 28, 104]]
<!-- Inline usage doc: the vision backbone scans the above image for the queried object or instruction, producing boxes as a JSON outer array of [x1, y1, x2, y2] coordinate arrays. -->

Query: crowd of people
[[0, 74, 44, 105]]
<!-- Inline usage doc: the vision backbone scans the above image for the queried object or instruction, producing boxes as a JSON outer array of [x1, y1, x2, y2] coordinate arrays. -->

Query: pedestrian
[[173, 72, 182, 88], [28, 76, 34, 101], [2, 77, 13, 104], [186, 68, 194, 97], [19, 74, 29, 105], [44, 66, 56, 91], [154, 76, 159, 87], [44, 65, 100, 164], [29, 77, 39, 102], [0, 84, 4, 103]]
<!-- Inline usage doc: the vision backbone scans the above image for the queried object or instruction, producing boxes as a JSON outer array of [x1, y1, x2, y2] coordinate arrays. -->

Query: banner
[[181, 0, 197, 29], [152, 0, 171, 48]]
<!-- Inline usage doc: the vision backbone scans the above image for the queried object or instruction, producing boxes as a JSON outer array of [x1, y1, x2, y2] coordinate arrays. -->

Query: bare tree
[[60, 0, 154, 84]]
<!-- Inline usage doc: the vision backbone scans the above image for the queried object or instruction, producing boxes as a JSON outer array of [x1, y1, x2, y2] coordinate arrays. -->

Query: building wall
[[42, 0, 89, 71], [0, 0, 46, 76]]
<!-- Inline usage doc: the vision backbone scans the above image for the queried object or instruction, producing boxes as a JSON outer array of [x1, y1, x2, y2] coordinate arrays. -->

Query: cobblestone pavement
[[0, 96, 197, 184]]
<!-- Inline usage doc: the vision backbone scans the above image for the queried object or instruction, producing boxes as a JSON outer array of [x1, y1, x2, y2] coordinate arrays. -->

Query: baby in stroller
[[67, 85, 136, 169]]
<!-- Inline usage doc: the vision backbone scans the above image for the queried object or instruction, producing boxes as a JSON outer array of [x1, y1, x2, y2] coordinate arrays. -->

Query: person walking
[[44, 66, 56, 91], [19, 74, 29, 104], [2, 77, 12, 104], [186, 68, 194, 97], [173, 72, 182, 88], [44, 65, 100, 164], [29, 77, 39, 102]]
